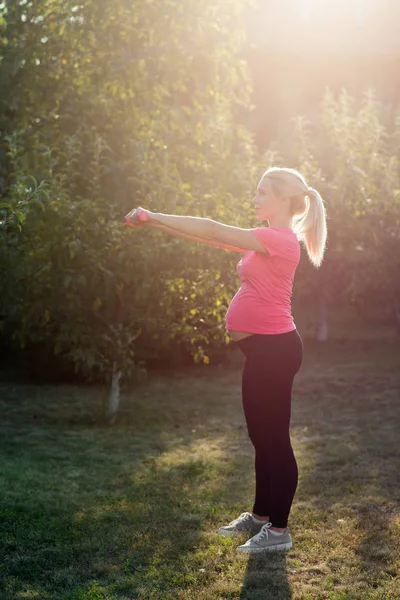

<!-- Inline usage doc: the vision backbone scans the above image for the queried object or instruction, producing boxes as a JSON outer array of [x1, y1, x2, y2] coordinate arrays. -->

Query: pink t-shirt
[[225, 227, 301, 335]]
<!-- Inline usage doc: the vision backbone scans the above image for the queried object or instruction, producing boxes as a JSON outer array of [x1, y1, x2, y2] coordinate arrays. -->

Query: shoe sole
[[237, 541, 292, 553]]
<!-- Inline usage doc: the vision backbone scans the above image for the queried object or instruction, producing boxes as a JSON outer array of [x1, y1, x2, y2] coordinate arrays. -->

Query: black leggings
[[234, 329, 304, 528]]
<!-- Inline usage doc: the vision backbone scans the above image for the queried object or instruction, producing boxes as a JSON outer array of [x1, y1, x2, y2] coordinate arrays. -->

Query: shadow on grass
[[239, 553, 292, 600], [2, 435, 213, 598], [1, 379, 259, 599], [1, 432, 170, 597]]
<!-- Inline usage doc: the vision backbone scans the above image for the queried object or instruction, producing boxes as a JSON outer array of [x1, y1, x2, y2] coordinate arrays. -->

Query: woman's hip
[[234, 328, 303, 371]]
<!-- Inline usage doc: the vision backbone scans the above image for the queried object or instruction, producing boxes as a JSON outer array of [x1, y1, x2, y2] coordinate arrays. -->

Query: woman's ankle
[[252, 513, 269, 521]]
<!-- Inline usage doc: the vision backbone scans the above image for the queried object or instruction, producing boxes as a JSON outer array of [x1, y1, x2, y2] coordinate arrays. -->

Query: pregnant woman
[[125, 166, 328, 553]]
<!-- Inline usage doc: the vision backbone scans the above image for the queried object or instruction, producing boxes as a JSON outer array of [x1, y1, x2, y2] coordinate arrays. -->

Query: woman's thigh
[[242, 364, 292, 444], [239, 332, 303, 445]]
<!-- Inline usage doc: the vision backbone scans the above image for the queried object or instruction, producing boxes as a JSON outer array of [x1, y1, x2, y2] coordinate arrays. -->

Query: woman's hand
[[124, 207, 153, 227]]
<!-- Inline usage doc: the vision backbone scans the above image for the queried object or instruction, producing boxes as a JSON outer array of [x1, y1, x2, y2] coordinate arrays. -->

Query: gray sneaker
[[218, 512, 264, 537], [236, 521, 292, 553]]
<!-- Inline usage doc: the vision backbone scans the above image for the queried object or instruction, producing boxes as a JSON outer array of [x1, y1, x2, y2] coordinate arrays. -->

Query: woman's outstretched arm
[[149, 221, 247, 252], [125, 208, 268, 254]]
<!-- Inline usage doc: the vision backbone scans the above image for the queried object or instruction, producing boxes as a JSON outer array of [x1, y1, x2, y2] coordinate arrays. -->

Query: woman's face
[[252, 177, 279, 222]]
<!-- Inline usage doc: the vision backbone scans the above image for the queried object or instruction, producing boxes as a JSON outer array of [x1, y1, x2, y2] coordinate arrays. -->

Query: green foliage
[[1, 0, 399, 388], [0, 0, 256, 383]]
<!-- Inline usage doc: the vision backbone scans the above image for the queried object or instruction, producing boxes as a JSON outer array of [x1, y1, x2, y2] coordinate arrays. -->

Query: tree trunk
[[105, 361, 122, 424], [316, 294, 328, 341], [393, 299, 400, 334]]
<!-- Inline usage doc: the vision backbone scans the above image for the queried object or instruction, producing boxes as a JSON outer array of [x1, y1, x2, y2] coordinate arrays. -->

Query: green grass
[[1, 339, 400, 600]]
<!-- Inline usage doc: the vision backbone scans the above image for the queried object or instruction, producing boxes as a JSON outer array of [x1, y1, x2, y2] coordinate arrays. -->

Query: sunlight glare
[[297, 0, 365, 24]]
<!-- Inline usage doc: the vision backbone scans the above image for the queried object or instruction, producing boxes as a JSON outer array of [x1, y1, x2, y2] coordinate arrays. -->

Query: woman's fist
[[124, 207, 151, 228]]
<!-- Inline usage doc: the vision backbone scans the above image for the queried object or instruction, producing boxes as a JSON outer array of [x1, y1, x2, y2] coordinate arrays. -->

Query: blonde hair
[[262, 167, 327, 268]]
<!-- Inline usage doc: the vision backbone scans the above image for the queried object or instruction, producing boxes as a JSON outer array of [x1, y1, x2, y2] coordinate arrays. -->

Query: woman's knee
[[249, 429, 292, 452]]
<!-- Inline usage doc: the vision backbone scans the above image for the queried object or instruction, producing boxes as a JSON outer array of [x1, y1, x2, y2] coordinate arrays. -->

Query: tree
[[0, 0, 257, 421], [271, 88, 400, 337]]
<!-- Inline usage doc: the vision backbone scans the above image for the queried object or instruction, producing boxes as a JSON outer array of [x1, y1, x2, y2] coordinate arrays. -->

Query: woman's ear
[[279, 195, 291, 207]]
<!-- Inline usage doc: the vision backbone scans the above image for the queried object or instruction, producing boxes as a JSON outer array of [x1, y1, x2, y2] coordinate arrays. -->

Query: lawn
[[1, 338, 400, 600]]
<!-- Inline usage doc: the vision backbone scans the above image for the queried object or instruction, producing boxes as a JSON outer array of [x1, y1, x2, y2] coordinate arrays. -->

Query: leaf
[[24, 174, 38, 190], [30, 198, 45, 212], [15, 210, 27, 223]]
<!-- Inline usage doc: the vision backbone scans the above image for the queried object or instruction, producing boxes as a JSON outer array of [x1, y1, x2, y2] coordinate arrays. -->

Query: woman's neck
[[267, 219, 293, 230]]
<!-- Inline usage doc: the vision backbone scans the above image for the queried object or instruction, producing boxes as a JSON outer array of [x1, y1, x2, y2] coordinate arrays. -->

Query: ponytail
[[263, 167, 328, 269], [292, 188, 327, 268]]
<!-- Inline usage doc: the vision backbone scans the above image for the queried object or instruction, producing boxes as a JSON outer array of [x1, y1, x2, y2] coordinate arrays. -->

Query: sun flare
[[297, 0, 365, 24]]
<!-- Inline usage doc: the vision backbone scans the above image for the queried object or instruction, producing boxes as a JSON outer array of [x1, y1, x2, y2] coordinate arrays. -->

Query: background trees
[[284, 89, 400, 337], [1, 1, 399, 420], [0, 0, 257, 420]]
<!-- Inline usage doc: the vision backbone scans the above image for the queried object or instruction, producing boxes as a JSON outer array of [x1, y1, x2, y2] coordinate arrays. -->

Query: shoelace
[[251, 522, 273, 542], [229, 512, 252, 526]]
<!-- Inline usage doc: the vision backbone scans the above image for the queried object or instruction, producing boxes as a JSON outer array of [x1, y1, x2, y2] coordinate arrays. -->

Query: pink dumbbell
[[124, 209, 150, 227]]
